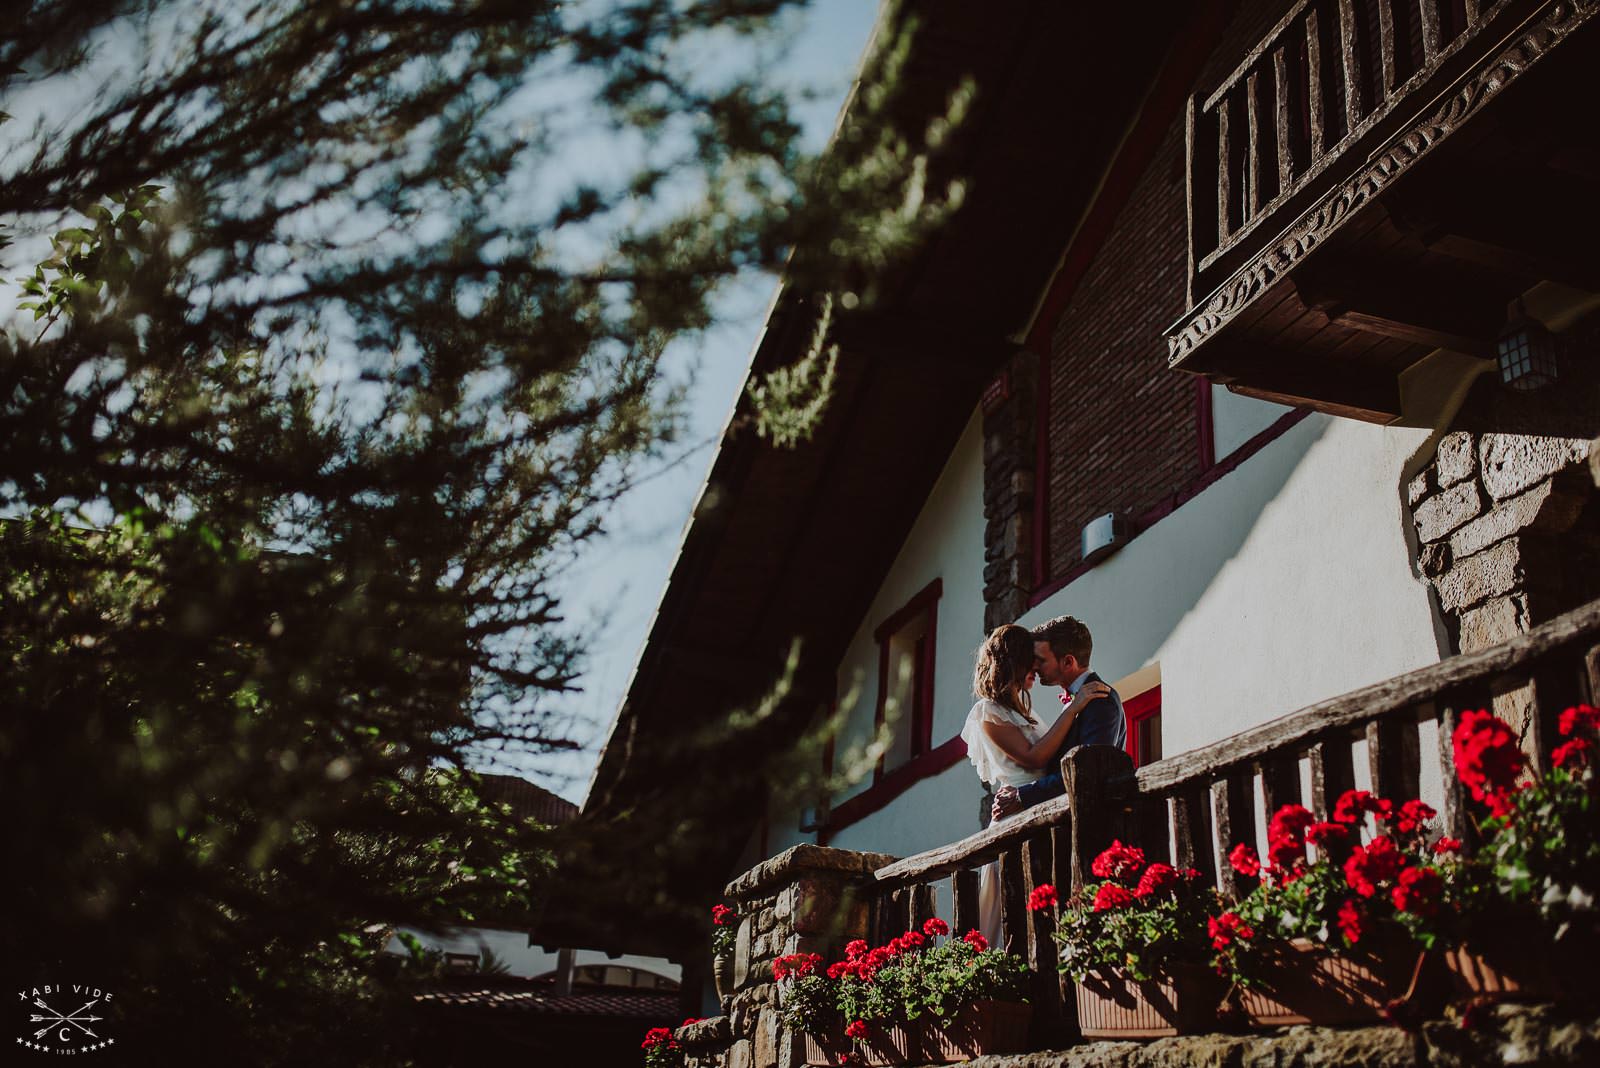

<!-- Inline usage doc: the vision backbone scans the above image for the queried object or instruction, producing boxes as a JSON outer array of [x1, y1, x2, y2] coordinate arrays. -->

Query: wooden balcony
[[1168, 0, 1600, 422], [867, 596, 1600, 1045]]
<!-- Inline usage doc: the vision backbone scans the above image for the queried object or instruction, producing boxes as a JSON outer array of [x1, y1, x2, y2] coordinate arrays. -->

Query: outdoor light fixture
[[1497, 301, 1559, 391]]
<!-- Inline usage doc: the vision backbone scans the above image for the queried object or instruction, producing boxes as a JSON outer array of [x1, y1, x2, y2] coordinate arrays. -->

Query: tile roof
[[414, 982, 677, 1018], [475, 772, 579, 826]]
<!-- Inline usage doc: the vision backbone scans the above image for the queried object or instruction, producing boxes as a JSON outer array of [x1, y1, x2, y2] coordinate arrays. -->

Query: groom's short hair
[[1032, 616, 1092, 666]]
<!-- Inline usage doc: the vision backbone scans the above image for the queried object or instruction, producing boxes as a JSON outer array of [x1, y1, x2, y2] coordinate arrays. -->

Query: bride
[[959, 623, 1109, 947]]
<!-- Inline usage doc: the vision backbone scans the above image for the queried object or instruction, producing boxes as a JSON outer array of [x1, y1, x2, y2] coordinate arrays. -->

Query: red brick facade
[[1029, 0, 1294, 588], [1041, 122, 1197, 582]]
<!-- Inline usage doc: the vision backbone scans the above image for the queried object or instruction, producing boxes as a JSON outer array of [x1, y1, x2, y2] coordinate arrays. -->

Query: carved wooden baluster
[[1137, 793, 1173, 867], [907, 882, 937, 934], [1306, 5, 1326, 158], [1217, 95, 1234, 245], [1376, 0, 1398, 98], [1245, 68, 1264, 219], [1062, 746, 1137, 892], [1261, 751, 1302, 816], [1212, 770, 1257, 900], [1048, 824, 1078, 1021], [1532, 655, 1591, 770], [1463, 0, 1481, 26], [1021, 832, 1066, 1046], [1367, 713, 1422, 800], [1338, 0, 1365, 129], [1418, 0, 1442, 60], [1274, 42, 1296, 193], [1309, 736, 1358, 862], [1187, 95, 1220, 276], [1435, 697, 1479, 849], [951, 868, 981, 939], [1174, 785, 1217, 887], [1584, 637, 1600, 707], [997, 845, 1029, 956]]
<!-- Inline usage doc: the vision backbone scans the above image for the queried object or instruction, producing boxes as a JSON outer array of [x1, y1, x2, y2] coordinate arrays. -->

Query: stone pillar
[[983, 350, 1039, 632], [716, 844, 897, 1068]]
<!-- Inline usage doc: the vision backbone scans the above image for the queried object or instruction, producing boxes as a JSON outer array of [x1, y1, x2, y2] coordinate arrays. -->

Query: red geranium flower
[[1089, 840, 1145, 881], [1208, 912, 1254, 950], [641, 1027, 673, 1049], [844, 1020, 868, 1040], [1135, 863, 1180, 898], [1092, 884, 1136, 912], [923, 917, 949, 938], [1392, 799, 1437, 834], [1553, 737, 1591, 769], [1228, 843, 1261, 878], [711, 904, 735, 926], [1305, 821, 1349, 847], [1333, 788, 1392, 825], [683, 1018, 702, 1027], [1181, 867, 1203, 880], [1344, 836, 1404, 898], [827, 961, 849, 979], [1559, 704, 1600, 737], [1452, 710, 1525, 815], [1392, 866, 1443, 917], [1267, 833, 1305, 870], [771, 958, 788, 982], [845, 939, 869, 960], [1432, 836, 1462, 856], [896, 930, 925, 952], [1268, 804, 1315, 844], [1027, 884, 1059, 911], [962, 929, 989, 952], [1337, 898, 1364, 944]]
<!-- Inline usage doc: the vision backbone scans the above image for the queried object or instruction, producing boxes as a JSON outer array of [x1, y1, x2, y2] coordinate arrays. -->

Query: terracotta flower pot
[[713, 953, 733, 1005], [919, 1000, 1032, 1062], [1443, 938, 1566, 1003], [1238, 938, 1423, 1027], [1075, 967, 1226, 1039], [803, 1021, 917, 1066]]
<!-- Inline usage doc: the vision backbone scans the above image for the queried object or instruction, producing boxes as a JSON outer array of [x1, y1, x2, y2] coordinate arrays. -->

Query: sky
[[504, 0, 885, 806]]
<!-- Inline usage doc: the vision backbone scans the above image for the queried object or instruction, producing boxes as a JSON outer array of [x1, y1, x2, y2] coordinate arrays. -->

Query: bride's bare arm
[[979, 682, 1111, 770]]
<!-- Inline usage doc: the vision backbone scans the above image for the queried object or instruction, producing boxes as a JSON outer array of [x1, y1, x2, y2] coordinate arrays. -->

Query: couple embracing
[[958, 616, 1126, 945]]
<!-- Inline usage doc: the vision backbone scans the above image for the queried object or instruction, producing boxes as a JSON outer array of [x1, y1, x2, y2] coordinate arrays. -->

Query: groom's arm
[[1013, 694, 1125, 809]]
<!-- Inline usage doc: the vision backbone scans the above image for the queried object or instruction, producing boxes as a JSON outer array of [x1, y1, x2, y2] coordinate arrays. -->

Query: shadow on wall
[[1023, 414, 1445, 760]]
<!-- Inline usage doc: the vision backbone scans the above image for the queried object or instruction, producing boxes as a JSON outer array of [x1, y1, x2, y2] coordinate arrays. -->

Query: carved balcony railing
[[1169, 0, 1600, 421], [867, 596, 1600, 1043]]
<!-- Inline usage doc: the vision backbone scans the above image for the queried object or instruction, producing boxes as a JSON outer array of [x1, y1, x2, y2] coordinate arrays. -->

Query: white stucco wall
[[1211, 385, 1292, 461], [765, 410, 1449, 868], [1018, 414, 1445, 756], [767, 408, 990, 860]]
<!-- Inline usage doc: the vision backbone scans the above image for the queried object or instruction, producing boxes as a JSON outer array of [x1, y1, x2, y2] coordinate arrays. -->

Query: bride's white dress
[[959, 697, 1043, 949]]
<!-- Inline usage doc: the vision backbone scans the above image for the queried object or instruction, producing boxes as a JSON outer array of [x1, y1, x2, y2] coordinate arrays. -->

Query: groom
[[991, 615, 1125, 821]]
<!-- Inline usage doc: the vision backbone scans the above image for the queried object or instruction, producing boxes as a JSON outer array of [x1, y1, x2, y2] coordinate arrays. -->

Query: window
[[873, 579, 941, 778], [1124, 685, 1162, 768]]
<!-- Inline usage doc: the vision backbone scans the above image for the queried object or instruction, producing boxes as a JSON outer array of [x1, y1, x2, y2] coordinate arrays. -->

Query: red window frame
[[871, 578, 942, 778], [1123, 684, 1162, 768], [818, 578, 969, 843]]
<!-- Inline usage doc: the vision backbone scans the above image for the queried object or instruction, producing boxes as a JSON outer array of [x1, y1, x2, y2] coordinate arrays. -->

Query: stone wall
[[959, 1002, 1599, 1067], [693, 844, 896, 1068], [983, 351, 1039, 633]]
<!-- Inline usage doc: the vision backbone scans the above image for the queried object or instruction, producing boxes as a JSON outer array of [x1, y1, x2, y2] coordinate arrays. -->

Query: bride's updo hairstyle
[[974, 624, 1036, 724]]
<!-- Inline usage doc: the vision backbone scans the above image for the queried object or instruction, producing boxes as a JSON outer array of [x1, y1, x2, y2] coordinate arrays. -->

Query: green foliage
[[1053, 869, 1220, 983], [2, 1, 962, 1064], [1475, 762, 1600, 940], [907, 938, 1028, 1025]]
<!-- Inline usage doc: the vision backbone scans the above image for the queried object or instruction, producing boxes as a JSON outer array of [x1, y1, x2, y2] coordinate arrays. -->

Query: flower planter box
[[1443, 942, 1562, 1003], [1238, 939, 1421, 1027], [1075, 968, 1225, 1039], [919, 1000, 1031, 1063], [803, 1022, 916, 1066]]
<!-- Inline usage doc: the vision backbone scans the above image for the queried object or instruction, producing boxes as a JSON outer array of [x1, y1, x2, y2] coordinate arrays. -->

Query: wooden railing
[[1188, 0, 1532, 287], [869, 596, 1600, 1040]]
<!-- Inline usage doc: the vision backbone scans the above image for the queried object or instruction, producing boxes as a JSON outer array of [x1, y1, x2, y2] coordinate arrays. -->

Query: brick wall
[[1043, 121, 1195, 580], [1037, 0, 1290, 584]]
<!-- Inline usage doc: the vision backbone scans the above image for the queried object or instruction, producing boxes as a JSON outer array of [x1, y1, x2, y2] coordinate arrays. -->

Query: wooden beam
[[1292, 262, 1503, 358], [1203, 348, 1402, 423]]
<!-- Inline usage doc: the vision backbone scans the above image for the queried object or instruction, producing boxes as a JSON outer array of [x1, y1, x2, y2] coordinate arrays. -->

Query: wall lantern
[[1497, 302, 1559, 391]]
